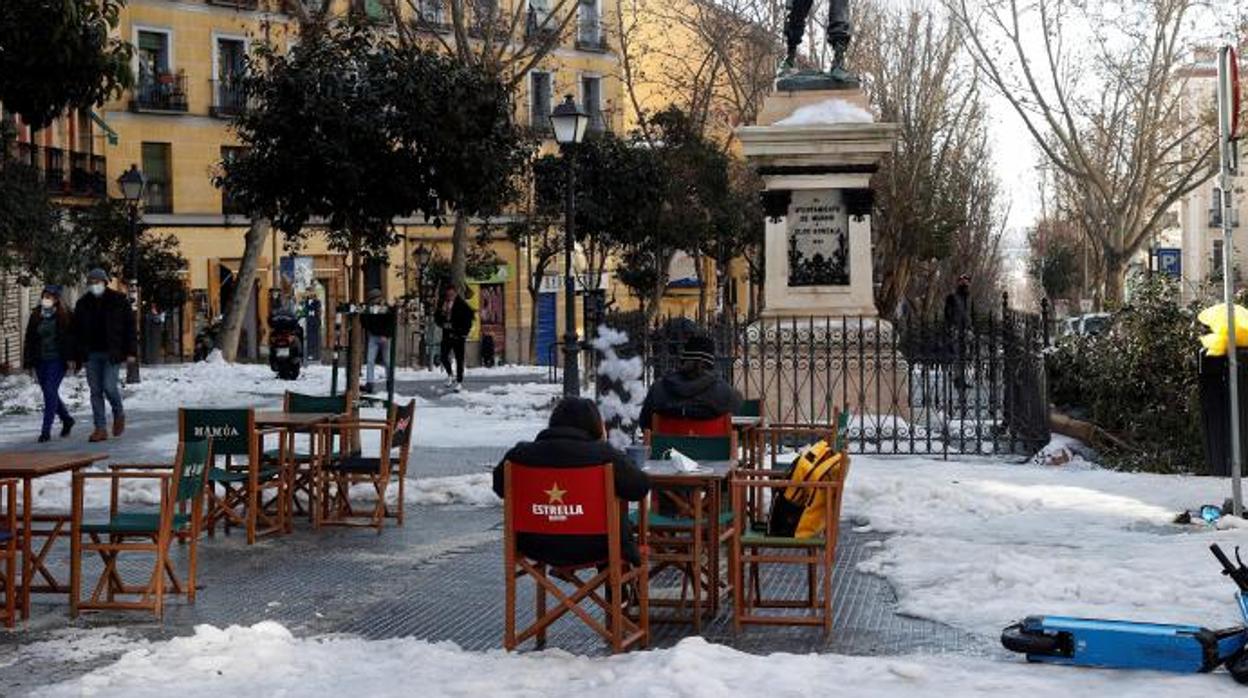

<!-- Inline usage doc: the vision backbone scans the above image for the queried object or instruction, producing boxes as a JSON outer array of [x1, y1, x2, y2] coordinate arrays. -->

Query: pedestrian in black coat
[[494, 397, 650, 567], [72, 268, 136, 442], [434, 285, 475, 391]]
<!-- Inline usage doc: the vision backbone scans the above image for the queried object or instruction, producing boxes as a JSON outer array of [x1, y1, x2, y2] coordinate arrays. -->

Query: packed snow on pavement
[[31, 621, 1235, 697]]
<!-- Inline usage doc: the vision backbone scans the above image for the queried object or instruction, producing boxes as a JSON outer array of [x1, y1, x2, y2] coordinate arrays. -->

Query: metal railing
[[580, 298, 1050, 458], [144, 180, 173, 214], [43, 146, 65, 192], [210, 78, 247, 118], [576, 20, 608, 51], [131, 71, 189, 113]]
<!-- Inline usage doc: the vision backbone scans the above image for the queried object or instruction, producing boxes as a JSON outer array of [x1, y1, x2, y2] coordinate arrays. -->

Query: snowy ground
[[8, 361, 1248, 694], [29, 623, 1233, 697]]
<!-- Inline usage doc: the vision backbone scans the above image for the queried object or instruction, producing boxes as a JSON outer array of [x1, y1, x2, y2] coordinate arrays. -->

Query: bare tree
[[852, 3, 1005, 318], [945, 0, 1217, 305]]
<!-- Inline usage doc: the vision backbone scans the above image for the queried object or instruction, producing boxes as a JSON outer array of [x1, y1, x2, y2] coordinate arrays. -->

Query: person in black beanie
[[638, 333, 742, 430]]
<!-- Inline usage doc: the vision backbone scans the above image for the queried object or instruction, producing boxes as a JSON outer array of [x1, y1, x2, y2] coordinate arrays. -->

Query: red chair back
[[506, 463, 612, 536], [652, 413, 732, 437]]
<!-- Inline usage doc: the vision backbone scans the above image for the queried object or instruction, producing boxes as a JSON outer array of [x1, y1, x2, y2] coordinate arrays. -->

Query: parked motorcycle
[[268, 310, 304, 380], [193, 316, 222, 362]]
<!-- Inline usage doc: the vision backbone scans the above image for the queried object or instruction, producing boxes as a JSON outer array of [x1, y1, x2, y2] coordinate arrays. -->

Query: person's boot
[[37, 432, 50, 443], [112, 415, 125, 437], [88, 428, 108, 443], [60, 415, 75, 438]]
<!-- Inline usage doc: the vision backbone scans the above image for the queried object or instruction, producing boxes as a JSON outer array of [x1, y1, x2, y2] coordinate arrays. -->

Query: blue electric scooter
[[1002, 544, 1248, 681]]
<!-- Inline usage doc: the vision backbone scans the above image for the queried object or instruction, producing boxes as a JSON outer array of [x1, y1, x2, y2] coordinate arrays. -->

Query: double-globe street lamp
[[550, 94, 590, 398], [117, 164, 146, 384]]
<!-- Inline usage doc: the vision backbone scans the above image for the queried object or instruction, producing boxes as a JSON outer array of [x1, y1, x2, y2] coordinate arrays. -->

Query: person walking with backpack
[[72, 268, 136, 442], [434, 285, 474, 393], [23, 285, 76, 442]]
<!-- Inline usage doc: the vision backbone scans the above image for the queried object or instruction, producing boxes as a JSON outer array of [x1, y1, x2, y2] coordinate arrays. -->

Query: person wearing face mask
[[23, 286, 76, 442], [72, 268, 137, 442]]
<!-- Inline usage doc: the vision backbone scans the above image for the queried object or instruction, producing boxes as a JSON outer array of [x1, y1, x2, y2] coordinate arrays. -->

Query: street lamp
[[550, 94, 589, 397], [413, 243, 432, 368], [117, 164, 146, 384]]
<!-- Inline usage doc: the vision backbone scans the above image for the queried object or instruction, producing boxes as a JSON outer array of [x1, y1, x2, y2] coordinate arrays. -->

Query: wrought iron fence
[[574, 296, 1050, 458]]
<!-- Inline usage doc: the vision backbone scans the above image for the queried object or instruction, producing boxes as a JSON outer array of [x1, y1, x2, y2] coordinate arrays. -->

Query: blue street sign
[[1156, 248, 1181, 278]]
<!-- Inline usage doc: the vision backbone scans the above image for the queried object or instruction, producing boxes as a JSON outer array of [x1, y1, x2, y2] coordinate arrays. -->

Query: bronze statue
[[779, 0, 857, 89]]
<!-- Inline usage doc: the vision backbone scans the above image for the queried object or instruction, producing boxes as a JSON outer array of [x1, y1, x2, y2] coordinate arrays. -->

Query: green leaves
[[0, 0, 134, 130]]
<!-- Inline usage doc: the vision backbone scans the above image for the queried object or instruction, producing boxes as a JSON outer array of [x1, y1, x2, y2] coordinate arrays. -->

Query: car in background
[[1058, 312, 1113, 338]]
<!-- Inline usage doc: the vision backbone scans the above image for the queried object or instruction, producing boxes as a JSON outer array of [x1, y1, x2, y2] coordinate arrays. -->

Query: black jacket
[[639, 368, 743, 431], [360, 308, 394, 338], [72, 288, 137, 364], [434, 296, 474, 338], [493, 426, 650, 567], [23, 309, 75, 369]]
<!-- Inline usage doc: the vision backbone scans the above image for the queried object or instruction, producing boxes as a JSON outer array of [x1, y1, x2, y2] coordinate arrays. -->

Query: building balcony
[[69, 152, 107, 198], [1209, 208, 1242, 229], [525, 8, 560, 41], [44, 146, 65, 193], [575, 22, 608, 51], [210, 79, 247, 119], [131, 72, 189, 113]]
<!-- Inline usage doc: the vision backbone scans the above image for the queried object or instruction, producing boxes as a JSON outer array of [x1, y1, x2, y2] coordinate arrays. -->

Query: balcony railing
[[1209, 208, 1242, 229], [44, 147, 65, 192], [131, 71, 189, 113], [145, 180, 173, 214], [68, 152, 107, 197], [576, 20, 608, 51], [210, 78, 247, 119], [12, 141, 38, 168], [525, 7, 559, 40]]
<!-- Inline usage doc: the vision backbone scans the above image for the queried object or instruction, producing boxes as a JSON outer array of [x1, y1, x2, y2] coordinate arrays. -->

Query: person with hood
[[639, 334, 742, 431], [943, 273, 973, 397], [434, 285, 474, 392], [493, 397, 650, 567], [360, 287, 393, 394], [23, 285, 76, 442], [72, 268, 136, 442]]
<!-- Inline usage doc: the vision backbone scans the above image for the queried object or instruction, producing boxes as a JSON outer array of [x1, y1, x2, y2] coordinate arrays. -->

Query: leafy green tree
[[0, 0, 133, 129], [0, 150, 59, 277]]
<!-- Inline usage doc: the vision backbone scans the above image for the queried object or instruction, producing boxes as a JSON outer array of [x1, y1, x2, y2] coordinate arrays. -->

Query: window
[[133, 29, 186, 112], [355, 0, 387, 21], [213, 37, 247, 118], [1213, 239, 1224, 273], [220, 146, 248, 215], [418, 0, 445, 25], [577, 0, 601, 47], [527, 0, 552, 35], [581, 75, 603, 132], [141, 142, 173, 213], [137, 30, 171, 82], [364, 258, 386, 296], [530, 72, 552, 133]]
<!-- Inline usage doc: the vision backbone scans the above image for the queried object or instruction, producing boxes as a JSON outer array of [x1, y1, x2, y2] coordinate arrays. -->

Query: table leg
[[20, 477, 32, 620]]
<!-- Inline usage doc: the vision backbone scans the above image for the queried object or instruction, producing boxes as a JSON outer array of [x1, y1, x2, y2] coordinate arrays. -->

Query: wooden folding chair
[[182, 408, 287, 544], [266, 391, 351, 525], [729, 438, 850, 633], [641, 434, 735, 629], [504, 461, 649, 653], [0, 479, 15, 628], [319, 399, 415, 532], [69, 439, 213, 619]]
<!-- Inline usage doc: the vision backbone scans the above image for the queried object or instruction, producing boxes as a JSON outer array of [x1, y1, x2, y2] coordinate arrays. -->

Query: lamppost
[[117, 164, 146, 384], [413, 243, 432, 367], [550, 94, 589, 397]]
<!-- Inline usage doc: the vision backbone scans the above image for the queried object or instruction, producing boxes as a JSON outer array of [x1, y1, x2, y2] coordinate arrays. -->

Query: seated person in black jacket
[[639, 333, 742, 431], [493, 397, 650, 568]]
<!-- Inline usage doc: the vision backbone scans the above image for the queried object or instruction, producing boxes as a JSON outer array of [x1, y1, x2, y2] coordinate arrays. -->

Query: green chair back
[[737, 399, 761, 418], [285, 391, 348, 415], [180, 408, 254, 458], [651, 434, 732, 462], [176, 438, 213, 503]]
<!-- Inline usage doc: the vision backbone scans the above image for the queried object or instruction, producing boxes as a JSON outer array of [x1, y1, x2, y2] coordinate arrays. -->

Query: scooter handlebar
[[1211, 544, 1248, 591]]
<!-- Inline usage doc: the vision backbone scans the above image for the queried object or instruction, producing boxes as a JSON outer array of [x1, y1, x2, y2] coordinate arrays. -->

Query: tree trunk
[[450, 212, 469, 293], [1102, 253, 1126, 308], [217, 218, 270, 362]]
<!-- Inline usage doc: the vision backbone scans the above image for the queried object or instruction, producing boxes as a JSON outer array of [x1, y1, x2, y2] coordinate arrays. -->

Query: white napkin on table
[[668, 449, 701, 473]]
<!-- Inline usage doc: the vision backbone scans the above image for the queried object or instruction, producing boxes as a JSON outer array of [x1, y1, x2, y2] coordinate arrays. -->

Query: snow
[[36, 622, 1235, 697], [593, 325, 646, 449], [775, 98, 874, 126]]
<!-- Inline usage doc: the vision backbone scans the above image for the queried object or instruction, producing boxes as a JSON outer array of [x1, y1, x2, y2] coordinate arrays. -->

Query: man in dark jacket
[[943, 273, 972, 397], [639, 334, 742, 431], [360, 287, 393, 393], [434, 285, 474, 392], [493, 397, 650, 567], [72, 268, 137, 442]]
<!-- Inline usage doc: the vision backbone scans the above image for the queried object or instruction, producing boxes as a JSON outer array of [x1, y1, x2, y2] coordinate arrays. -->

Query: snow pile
[[39, 622, 1228, 697], [776, 98, 873, 126], [592, 325, 646, 450], [406, 473, 498, 506], [1032, 434, 1098, 467], [846, 455, 1248, 635]]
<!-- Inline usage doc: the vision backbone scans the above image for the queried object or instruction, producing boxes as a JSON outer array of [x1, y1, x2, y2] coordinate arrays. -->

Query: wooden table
[[253, 412, 343, 530], [641, 459, 735, 629], [0, 451, 107, 619]]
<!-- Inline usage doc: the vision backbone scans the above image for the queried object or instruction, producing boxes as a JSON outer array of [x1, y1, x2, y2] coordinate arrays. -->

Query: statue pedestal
[[736, 87, 908, 424]]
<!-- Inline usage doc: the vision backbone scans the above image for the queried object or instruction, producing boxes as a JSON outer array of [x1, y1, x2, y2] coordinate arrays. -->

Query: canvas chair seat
[[209, 466, 280, 484], [264, 447, 316, 462], [81, 512, 192, 535], [739, 532, 826, 548]]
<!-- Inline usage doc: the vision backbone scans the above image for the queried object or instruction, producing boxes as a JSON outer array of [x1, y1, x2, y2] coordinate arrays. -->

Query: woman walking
[[23, 285, 76, 442]]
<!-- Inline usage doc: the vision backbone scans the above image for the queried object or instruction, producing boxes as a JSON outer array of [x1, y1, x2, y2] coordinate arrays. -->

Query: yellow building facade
[[97, 0, 625, 365]]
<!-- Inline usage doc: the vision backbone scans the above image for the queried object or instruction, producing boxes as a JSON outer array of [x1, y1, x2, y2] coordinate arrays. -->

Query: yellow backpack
[[767, 440, 844, 539]]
